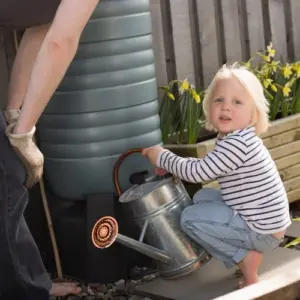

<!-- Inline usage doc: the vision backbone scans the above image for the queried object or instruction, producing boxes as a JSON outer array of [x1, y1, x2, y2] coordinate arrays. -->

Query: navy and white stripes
[[157, 127, 291, 234]]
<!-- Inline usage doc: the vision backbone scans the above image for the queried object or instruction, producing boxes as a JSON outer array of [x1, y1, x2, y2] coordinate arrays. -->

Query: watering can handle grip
[[113, 148, 144, 197]]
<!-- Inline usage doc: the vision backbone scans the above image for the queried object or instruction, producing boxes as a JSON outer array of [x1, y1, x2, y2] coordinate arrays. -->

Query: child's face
[[209, 77, 255, 137]]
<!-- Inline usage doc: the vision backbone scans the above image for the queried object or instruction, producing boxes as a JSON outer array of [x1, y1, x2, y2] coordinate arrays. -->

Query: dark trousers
[[0, 113, 51, 300]]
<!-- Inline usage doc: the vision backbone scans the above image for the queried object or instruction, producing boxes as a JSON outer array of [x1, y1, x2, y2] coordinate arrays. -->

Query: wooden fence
[[149, 0, 300, 89]]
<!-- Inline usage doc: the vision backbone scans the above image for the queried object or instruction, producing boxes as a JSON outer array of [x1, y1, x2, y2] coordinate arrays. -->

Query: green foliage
[[159, 79, 204, 144], [242, 43, 300, 121], [159, 42, 300, 144]]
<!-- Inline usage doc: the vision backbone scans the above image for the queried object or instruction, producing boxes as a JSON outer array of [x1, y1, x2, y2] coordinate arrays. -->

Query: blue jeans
[[180, 188, 282, 268], [0, 113, 51, 299]]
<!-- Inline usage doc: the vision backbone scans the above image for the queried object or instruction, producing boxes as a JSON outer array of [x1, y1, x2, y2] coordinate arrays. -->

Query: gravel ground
[[50, 268, 159, 300]]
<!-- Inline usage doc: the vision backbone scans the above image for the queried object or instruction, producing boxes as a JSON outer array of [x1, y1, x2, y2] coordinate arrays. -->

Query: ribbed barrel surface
[[38, 0, 161, 200]]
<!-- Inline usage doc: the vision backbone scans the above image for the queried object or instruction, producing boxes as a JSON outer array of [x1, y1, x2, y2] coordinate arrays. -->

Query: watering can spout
[[91, 216, 173, 265]]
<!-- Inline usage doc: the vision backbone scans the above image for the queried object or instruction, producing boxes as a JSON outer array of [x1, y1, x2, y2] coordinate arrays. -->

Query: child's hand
[[142, 145, 165, 166], [154, 167, 168, 176]]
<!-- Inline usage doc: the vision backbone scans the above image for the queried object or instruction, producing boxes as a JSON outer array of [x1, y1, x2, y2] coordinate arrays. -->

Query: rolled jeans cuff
[[232, 247, 248, 265], [224, 260, 235, 269]]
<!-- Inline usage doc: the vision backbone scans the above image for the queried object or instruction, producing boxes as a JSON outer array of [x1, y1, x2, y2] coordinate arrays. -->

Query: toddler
[[142, 65, 291, 287]]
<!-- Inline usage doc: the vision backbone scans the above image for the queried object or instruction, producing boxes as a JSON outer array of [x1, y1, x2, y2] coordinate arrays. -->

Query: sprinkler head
[[91, 216, 119, 248]]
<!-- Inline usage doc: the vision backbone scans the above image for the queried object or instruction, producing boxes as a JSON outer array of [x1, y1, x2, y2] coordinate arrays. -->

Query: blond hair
[[202, 64, 270, 135]]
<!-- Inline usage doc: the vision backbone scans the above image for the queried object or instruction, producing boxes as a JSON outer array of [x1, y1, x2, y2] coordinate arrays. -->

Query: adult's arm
[[14, 0, 99, 134]]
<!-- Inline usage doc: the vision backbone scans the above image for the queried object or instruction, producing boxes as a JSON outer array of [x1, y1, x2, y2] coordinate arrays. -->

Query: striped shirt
[[157, 127, 291, 234]]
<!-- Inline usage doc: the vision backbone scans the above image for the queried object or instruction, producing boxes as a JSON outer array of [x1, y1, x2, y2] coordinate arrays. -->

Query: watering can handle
[[113, 148, 144, 197]]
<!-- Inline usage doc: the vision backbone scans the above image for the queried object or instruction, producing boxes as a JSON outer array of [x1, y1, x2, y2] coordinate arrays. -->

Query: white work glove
[[5, 122, 44, 188], [3, 109, 20, 125]]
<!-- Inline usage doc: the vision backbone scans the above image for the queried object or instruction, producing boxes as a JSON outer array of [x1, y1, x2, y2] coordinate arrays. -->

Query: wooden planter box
[[166, 113, 300, 204]]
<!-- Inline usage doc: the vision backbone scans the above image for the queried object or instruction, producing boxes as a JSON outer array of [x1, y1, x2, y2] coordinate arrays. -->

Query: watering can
[[91, 148, 209, 279]]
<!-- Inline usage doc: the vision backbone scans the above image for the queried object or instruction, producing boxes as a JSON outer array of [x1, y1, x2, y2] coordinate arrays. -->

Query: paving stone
[[135, 247, 300, 300], [286, 221, 300, 238], [128, 296, 149, 300]]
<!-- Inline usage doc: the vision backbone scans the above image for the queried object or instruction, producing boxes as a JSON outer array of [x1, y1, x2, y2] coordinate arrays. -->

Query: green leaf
[[284, 237, 300, 248], [270, 73, 286, 120], [292, 79, 300, 114]]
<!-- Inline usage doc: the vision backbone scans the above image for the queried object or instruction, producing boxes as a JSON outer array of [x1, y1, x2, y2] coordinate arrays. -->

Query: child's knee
[[180, 205, 196, 230]]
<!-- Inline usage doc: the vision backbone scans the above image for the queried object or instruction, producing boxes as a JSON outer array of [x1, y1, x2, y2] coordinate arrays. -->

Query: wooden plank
[[196, 138, 216, 158], [270, 140, 300, 161], [220, 0, 243, 63], [267, 0, 287, 61], [244, 0, 265, 58], [202, 180, 219, 189], [284, 177, 300, 194], [289, 0, 300, 60], [149, 0, 168, 86], [196, 0, 220, 87], [286, 220, 300, 238], [169, 0, 196, 84], [287, 188, 300, 204], [279, 164, 300, 182], [261, 114, 300, 139], [215, 262, 300, 300], [276, 153, 300, 171], [263, 128, 300, 150]]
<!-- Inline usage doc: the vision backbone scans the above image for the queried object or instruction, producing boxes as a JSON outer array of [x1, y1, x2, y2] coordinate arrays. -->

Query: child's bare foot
[[238, 250, 263, 287], [50, 282, 81, 296]]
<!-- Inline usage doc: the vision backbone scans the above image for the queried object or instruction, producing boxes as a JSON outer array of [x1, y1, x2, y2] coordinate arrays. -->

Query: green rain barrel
[[38, 0, 162, 200]]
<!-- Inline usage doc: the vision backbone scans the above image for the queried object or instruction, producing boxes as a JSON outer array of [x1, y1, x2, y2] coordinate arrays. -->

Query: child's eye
[[215, 98, 223, 103], [233, 100, 242, 105]]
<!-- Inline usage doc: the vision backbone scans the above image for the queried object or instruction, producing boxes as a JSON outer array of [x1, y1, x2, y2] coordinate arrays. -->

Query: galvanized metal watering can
[[91, 148, 208, 279]]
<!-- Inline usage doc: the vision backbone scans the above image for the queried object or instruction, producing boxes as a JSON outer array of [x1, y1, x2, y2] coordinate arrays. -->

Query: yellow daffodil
[[282, 84, 291, 97], [292, 63, 300, 78], [271, 84, 277, 92], [261, 64, 269, 74], [263, 55, 271, 63], [191, 89, 201, 103], [167, 92, 175, 100], [243, 60, 251, 69], [269, 60, 279, 73], [267, 42, 276, 58], [282, 64, 293, 79], [263, 78, 273, 89], [181, 79, 189, 91], [178, 78, 190, 95]]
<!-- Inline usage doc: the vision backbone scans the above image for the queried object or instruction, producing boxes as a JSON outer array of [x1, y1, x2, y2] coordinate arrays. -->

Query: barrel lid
[[119, 176, 170, 203]]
